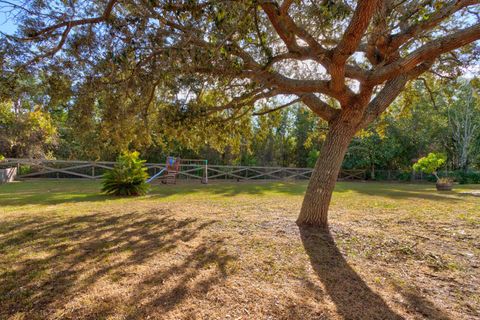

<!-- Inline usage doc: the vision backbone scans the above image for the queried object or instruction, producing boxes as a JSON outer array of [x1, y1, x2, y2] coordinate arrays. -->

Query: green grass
[[1, 179, 479, 319], [1, 178, 477, 206]]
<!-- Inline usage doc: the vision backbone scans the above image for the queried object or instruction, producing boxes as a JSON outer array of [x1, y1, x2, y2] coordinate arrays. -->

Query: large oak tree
[[2, 0, 480, 227]]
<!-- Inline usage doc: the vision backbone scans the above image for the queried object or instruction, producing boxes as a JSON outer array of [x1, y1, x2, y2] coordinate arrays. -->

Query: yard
[[1, 180, 479, 320]]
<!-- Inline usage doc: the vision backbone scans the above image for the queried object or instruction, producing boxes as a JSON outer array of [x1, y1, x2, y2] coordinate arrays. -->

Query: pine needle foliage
[[102, 151, 150, 196]]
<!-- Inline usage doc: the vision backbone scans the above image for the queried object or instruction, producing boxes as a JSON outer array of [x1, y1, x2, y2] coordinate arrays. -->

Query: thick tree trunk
[[297, 119, 357, 227]]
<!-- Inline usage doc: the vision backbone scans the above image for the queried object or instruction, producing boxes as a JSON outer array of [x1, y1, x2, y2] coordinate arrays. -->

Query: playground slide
[[146, 168, 166, 183]]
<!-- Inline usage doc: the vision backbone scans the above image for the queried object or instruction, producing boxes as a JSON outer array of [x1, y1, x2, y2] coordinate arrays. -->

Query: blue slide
[[147, 168, 166, 183]]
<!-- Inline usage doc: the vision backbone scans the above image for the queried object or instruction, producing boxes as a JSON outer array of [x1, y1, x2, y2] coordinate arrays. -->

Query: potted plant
[[0, 154, 17, 183], [413, 153, 453, 191]]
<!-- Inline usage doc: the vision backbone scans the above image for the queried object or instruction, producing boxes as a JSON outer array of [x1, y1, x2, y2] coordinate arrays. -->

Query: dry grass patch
[[0, 180, 479, 319]]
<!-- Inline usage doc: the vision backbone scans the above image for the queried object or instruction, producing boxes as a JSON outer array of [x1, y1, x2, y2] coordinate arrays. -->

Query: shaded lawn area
[[1, 180, 479, 319]]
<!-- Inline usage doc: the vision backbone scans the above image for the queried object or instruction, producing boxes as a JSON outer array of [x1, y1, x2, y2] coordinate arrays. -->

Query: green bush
[[0, 154, 4, 161], [454, 171, 480, 184], [102, 151, 150, 196], [19, 165, 33, 175], [397, 171, 412, 181]]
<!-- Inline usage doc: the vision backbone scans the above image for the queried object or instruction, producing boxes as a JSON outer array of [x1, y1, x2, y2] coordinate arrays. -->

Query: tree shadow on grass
[[299, 226, 404, 320], [0, 180, 308, 207], [149, 180, 308, 197], [2, 180, 468, 208], [392, 284, 452, 320], [334, 183, 463, 202], [0, 191, 111, 206], [0, 208, 235, 319], [300, 226, 455, 319], [124, 238, 235, 319]]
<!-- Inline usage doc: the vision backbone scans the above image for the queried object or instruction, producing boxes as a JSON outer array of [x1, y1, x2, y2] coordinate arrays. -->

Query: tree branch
[[389, 0, 478, 51], [279, 0, 294, 14], [334, 0, 380, 62], [368, 24, 480, 84], [362, 61, 434, 125], [16, 0, 117, 41], [206, 88, 277, 115], [26, 24, 72, 65], [299, 93, 339, 122], [253, 97, 301, 115], [260, 1, 301, 53], [330, 0, 380, 92], [418, 77, 438, 110], [260, 0, 328, 62]]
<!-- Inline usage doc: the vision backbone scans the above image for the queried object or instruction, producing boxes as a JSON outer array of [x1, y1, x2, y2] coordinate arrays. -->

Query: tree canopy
[[1, 1, 478, 123]]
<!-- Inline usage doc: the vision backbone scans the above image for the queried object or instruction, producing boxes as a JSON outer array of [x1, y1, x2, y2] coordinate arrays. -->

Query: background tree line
[[1, 72, 479, 176]]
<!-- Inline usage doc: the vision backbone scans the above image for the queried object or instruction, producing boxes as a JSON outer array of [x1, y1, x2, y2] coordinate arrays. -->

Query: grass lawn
[[1, 180, 479, 320]]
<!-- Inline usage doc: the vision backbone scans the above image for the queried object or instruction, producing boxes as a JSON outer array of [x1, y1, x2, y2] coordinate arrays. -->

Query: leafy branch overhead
[[1, 0, 479, 126]]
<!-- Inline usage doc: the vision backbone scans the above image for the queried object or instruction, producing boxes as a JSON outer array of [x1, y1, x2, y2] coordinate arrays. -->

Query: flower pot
[[0, 167, 17, 183], [436, 182, 453, 191]]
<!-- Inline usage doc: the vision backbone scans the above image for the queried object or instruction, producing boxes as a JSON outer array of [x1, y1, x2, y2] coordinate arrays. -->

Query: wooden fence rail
[[1, 158, 368, 182]]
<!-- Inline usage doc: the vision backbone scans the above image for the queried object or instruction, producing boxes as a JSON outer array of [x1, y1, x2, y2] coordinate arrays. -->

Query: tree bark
[[297, 118, 357, 227]]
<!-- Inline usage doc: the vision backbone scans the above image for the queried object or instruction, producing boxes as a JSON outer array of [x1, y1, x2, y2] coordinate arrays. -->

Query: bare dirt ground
[[0, 180, 479, 319]]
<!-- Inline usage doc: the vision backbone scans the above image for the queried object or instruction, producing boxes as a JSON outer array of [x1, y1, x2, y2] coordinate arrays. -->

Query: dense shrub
[[397, 171, 412, 181], [18, 165, 33, 175], [372, 170, 388, 180], [102, 151, 150, 196], [454, 171, 480, 184]]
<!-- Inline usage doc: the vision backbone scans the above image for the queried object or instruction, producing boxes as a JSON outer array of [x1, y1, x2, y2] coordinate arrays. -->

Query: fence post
[[204, 160, 208, 184]]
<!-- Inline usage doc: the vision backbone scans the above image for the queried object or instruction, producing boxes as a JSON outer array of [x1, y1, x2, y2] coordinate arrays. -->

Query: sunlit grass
[[0, 179, 479, 319]]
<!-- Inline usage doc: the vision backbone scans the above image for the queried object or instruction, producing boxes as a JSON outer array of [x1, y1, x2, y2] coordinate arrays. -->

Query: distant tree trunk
[[449, 86, 479, 172], [297, 118, 357, 227]]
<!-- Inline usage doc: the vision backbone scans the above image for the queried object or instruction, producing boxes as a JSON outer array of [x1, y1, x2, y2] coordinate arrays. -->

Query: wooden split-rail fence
[[1, 158, 367, 182]]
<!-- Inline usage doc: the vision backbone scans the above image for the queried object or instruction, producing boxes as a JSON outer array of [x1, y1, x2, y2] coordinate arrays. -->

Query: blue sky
[[0, 18, 17, 35], [0, 1, 20, 35]]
